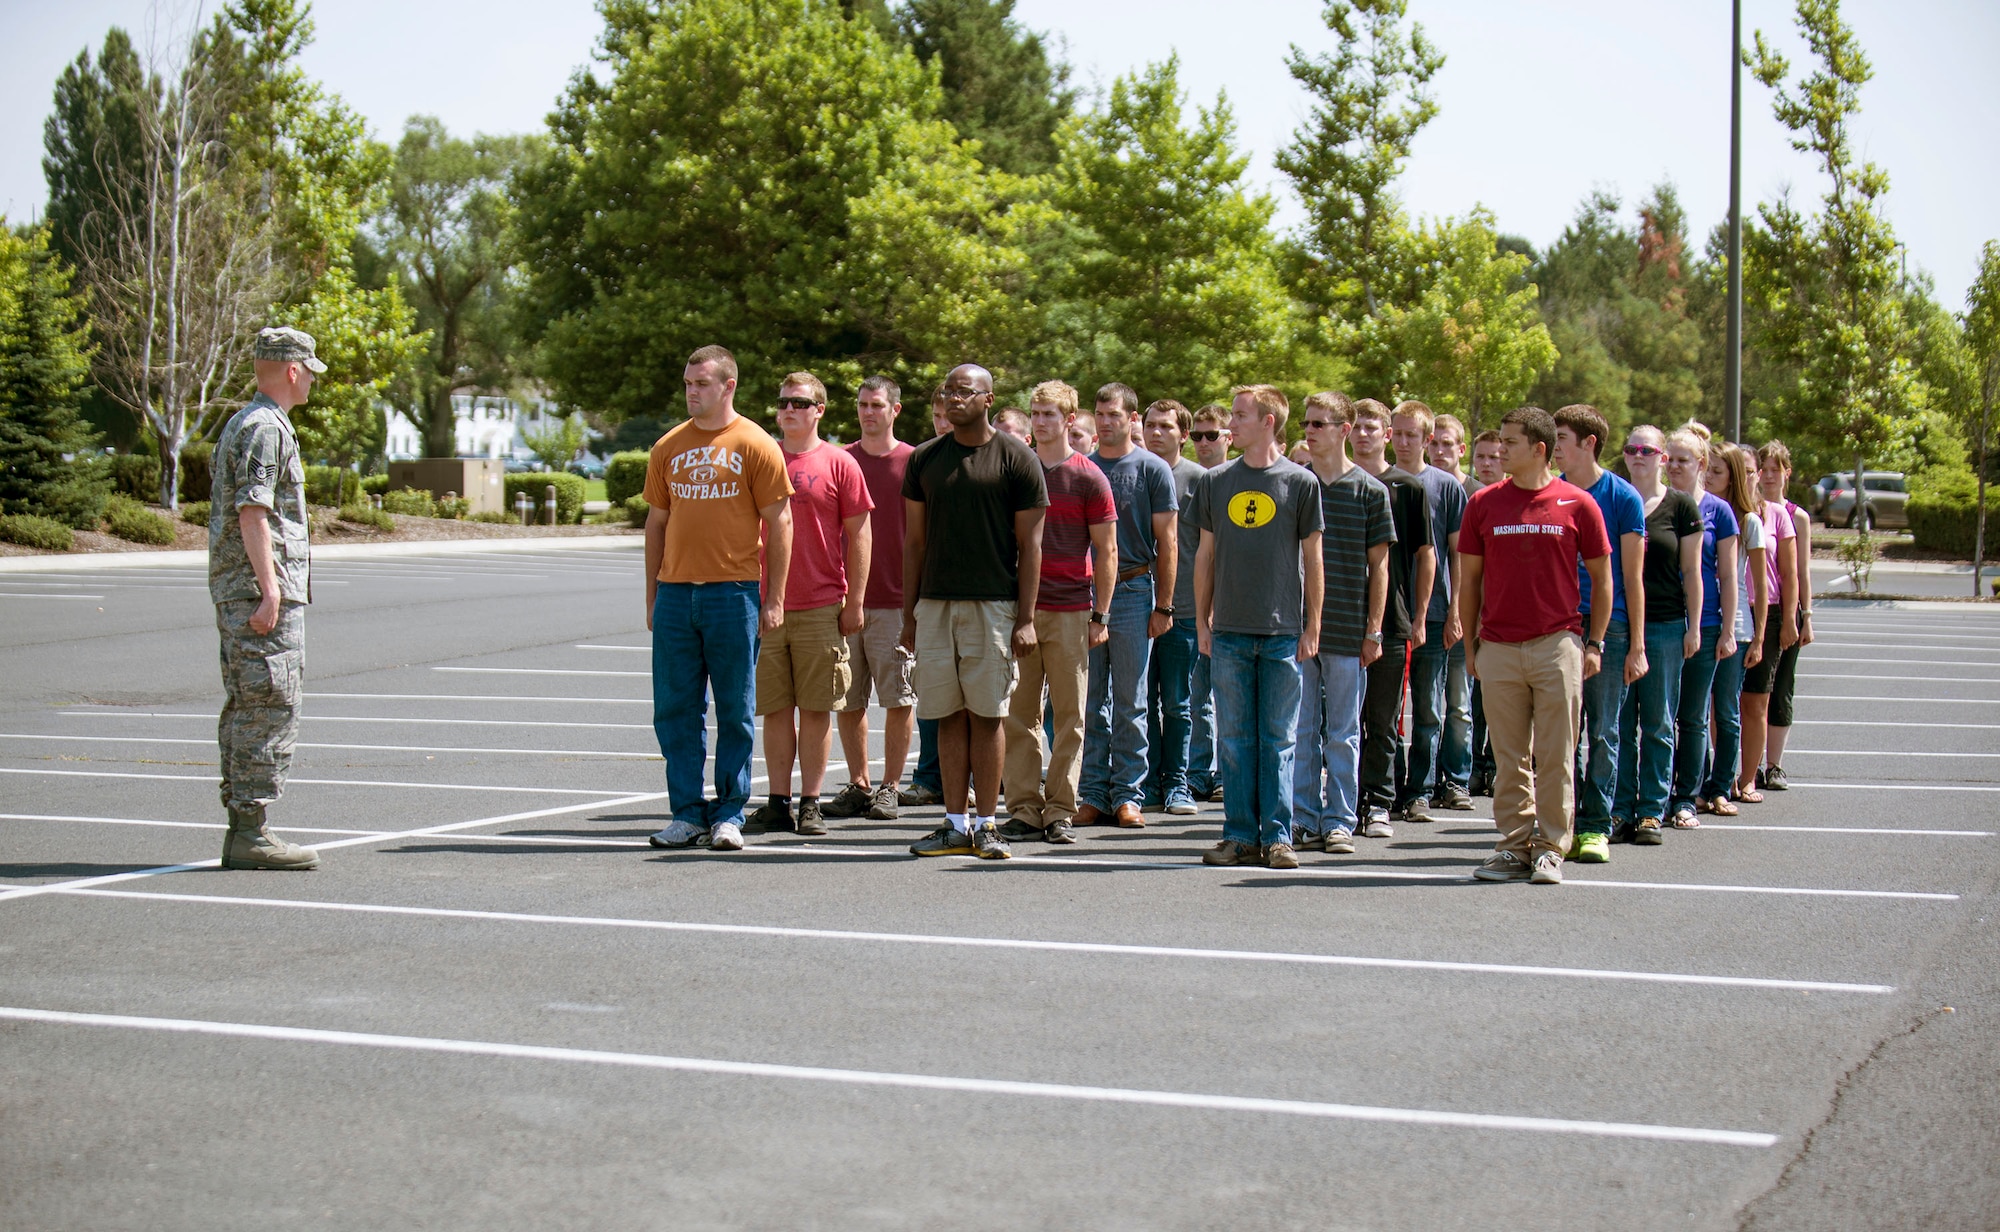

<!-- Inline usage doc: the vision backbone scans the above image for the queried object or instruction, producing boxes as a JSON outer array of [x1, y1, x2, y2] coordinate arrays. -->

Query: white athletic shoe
[[708, 821, 745, 851], [649, 820, 709, 849]]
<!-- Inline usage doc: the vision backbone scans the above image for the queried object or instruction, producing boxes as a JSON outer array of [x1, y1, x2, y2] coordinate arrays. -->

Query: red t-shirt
[[771, 440, 873, 611], [1039, 452, 1117, 611], [846, 440, 912, 610], [1459, 477, 1611, 644]]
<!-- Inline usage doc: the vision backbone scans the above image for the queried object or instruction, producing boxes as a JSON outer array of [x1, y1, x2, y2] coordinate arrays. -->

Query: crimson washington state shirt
[[1458, 478, 1611, 644]]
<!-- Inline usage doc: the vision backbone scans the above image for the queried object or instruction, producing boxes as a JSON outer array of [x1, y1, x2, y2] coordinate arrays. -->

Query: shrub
[[606, 450, 651, 505], [305, 465, 360, 507], [468, 509, 512, 524], [503, 471, 586, 524], [108, 451, 160, 500], [379, 488, 438, 517], [0, 512, 74, 551], [435, 496, 471, 520], [1908, 467, 1982, 557], [179, 439, 213, 501], [624, 493, 650, 527], [103, 493, 175, 545], [337, 502, 394, 531], [360, 473, 390, 495], [180, 500, 212, 525]]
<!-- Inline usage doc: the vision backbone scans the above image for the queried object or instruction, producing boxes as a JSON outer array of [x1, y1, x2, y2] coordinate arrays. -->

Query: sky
[[4, 0, 1995, 304]]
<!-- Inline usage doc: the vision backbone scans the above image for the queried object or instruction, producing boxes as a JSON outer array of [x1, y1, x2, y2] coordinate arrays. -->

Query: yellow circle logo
[[1227, 490, 1272, 529]]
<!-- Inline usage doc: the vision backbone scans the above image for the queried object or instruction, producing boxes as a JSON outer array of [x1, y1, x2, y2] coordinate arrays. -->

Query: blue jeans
[[1145, 616, 1198, 805], [1617, 617, 1685, 823], [1441, 639, 1471, 789], [1671, 624, 1725, 814], [1210, 632, 1301, 847], [652, 582, 759, 829], [1188, 650, 1217, 795], [1573, 620, 1630, 834], [1406, 619, 1466, 801], [913, 717, 940, 793], [1293, 652, 1364, 837], [1703, 640, 1750, 800], [1080, 578, 1155, 810]]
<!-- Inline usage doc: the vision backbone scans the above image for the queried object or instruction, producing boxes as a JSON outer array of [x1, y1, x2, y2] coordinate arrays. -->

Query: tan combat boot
[[221, 806, 320, 870]]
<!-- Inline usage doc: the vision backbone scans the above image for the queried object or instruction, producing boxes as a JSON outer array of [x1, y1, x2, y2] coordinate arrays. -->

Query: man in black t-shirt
[[900, 364, 1049, 859]]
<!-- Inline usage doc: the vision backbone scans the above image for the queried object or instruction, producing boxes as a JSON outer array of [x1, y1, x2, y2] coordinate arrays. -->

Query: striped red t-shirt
[[1038, 451, 1116, 611]]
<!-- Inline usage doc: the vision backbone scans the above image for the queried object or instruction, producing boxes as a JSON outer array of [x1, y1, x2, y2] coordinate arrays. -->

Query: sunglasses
[[775, 397, 821, 410], [1188, 430, 1225, 442], [1623, 445, 1664, 458], [1301, 419, 1337, 430]]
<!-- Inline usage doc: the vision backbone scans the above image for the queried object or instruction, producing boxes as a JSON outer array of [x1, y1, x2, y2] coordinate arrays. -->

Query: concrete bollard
[[545, 485, 558, 526], [515, 492, 531, 526]]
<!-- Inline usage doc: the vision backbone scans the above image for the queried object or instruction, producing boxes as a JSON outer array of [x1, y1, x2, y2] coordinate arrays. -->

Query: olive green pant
[[216, 599, 304, 811]]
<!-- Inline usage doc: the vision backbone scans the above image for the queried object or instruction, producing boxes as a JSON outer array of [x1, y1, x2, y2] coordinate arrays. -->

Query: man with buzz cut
[[1390, 400, 1470, 820], [1076, 382, 1178, 830], [1292, 392, 1393, 855], [747, 371, 872, 839], [1141, 398, 1206, 816], [645, 345, 794, 854], [903, 363, 1048, 859], [1192, 384, 1323, 870], [1461, 406, 1612, 885]]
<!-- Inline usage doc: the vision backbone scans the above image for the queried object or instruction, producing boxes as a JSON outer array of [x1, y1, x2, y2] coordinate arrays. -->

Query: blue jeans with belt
[[652, 581, 759, 829], [1573, 619, 1631, 835], [1080, 576, 1155, 811], [1210, 632, 1302, 848]]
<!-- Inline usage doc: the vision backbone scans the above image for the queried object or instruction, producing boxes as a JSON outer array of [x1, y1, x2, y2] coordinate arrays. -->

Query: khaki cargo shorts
[[840, 607, 918, 712], [756, 602, 851, 714], [913, 597, 1019, 720]]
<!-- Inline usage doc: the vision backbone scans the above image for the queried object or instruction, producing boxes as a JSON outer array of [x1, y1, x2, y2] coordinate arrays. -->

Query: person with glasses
[[1390, 400, 1471, 820], [1141, 398, 1208, 816], [903, 364, 1049, 859], [645, 345, 795, 853], [1291, 392, 1393, 855], [1184, 404, 1232, 802], [1663, 429, 1739, 835]]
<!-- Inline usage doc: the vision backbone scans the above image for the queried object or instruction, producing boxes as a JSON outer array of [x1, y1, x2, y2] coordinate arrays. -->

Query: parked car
[[567, 457, 606, 479], [1819, 471, 1907, 531]]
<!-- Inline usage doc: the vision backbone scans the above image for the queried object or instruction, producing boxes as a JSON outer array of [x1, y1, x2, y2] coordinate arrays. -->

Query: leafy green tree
[[514, 0, 1033, 440], [896, 0, 1074, 176], [521, 409, 588, 469], [1038, 56, 1301, 405], [0, 226, 108, 528], [1964, 242, 2000, 572]]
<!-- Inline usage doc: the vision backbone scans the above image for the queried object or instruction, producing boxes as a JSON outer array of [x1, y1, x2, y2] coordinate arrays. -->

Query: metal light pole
[[1724, 0, 1744, 445]]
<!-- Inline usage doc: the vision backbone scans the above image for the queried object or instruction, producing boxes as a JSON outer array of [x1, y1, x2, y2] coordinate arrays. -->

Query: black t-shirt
[[1373, 465, 1434, 641], [902, 430, 1049, 601], [1641, 487, 1704, 622]]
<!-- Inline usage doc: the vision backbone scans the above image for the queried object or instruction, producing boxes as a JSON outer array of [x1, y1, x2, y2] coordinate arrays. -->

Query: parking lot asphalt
[[2, 545, 1997, 1230]]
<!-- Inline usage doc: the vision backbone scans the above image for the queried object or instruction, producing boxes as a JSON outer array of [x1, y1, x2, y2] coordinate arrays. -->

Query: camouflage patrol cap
[[253, 326, 327, 373]]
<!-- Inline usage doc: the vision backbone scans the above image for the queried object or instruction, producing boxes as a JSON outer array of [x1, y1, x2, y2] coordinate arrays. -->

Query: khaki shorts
[[756, 603, 851, 714], [840, 607, 918, 712], [913, 597, 1019, 720]]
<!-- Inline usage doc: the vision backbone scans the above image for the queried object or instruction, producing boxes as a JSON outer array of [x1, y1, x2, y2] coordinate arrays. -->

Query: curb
[[0, 534, 642, 574], [1817, 598, 2000, 612]]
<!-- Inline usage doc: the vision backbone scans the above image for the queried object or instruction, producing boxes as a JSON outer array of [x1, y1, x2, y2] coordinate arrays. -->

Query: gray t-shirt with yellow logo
[[1187, 455, 1323, 637], [209, 392, 310, 605]]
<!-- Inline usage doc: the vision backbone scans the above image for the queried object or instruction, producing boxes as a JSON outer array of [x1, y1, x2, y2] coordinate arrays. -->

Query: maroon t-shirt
[[1459, 477, 1611, 644], [846, 440, 913, 609], [1039, 451, 1116, 611]]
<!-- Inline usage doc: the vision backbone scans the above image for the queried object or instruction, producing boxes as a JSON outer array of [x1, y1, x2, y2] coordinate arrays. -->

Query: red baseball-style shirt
[[1459, 478, 1611, 644]]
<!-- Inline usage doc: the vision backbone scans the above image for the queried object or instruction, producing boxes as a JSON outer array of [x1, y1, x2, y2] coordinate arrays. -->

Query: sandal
[[1697, 796, 1732, 819], [1673, 809, 1706, 828], [1732, 785, 1764, 805]]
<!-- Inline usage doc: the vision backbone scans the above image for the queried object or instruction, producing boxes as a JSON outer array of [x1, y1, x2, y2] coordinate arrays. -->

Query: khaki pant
[[1002, 609, 1091, 825], [1477, 631, 1583, 860]]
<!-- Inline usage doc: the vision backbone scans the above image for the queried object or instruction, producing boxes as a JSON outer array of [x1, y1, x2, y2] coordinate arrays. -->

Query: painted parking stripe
[[63, 710, 655, 732], [52, 887, 1895, 994], [0, 592, 104, 600], [1791, 720, 2000, 730], [0, 813, 383, 836], [1795, 696, 2000, 706], [0, 1005, 1780, 1147], [437, 666, 647, 678], [1798, 674, 2000, 685], [576, 644, 649, 652], [1782, 781, 2000, 792], [0, 767, 634, 795], [0, 732, 664, 760], [1697, 823, 1991, 836], [1779, 749, 2000, 759], [307, 692, 651, 706]]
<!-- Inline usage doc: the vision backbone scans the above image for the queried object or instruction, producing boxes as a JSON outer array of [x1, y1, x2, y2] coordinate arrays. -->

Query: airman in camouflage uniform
[[208, 326, 325, 870]]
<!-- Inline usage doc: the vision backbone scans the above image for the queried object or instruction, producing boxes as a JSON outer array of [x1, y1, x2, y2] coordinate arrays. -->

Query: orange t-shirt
[[643, 415, 793, 583]]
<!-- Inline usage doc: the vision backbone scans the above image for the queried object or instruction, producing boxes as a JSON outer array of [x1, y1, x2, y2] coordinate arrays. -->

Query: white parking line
[[0, 732, 664, 760], [437, 666, 647, 678], [1781, 749, 2000, 759], [307, 692, 651, 706], [1697, 823, 1991, 836], [1791, 720, 2000, 730], [0, 767, 634, 795], [64, 710, 654, 733], [0, 813, 383, 836], [1793, 645, 2000, 658], [1795, 696, 2000, 705], [0, 592, 104, 600], [1784, 782, 2000, 792], [51, 887, 1895, 995], [576, 644, 649, 652], [0, 1005, 1780, 1147], [1798, 674, 2000, 685]]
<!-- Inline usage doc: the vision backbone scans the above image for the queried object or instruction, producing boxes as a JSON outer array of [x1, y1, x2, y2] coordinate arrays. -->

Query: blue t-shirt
[[1090, 447, 1179, 572], [1575, 470, 1646, 624], [1412, 464, 1466, 623], [1696, 490, 1741, 629]]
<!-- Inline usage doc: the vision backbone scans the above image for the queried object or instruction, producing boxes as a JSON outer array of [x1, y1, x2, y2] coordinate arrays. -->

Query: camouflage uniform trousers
[[216, 599, 305, 810]]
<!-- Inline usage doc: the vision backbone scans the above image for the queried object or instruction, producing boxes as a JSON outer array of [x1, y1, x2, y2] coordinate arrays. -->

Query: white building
[[383, 394, 571, 462]]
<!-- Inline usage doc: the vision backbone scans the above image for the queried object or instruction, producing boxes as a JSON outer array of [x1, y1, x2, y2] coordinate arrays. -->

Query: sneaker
[[1641, 815, 1671, 845], [649, 820, 709, 849], [708, 821, 744, 851], [1164, 793, 1199, 816], [794, 797, 827, 837], [1432, 783, 1475, 811], [1571, 832, 1610, 863], [1202, 839, 1258, 866], [1292, 830, 1322, 853], [971, 824, 1012, 860], [1401, 797, 1433, 824], [1265, 842, 1299, 870], [822, 782, 873, 818], [1473, 851, 1531, 881], [746, 798, 794, 834], [1530, 851, 1563, 884], [1044, 819, 1077, 845], [998, 818, 1046, 842], [1610, 817, 1635, 844], [898, 783, 943, 807], [909, 826, 974, 857], [1324, 830, 1357, 855], [865, 784, 900, 820], [1359, 808, 1394, 839], [1204, 783, 1225, 802], [1764, 764, 1790, 791]]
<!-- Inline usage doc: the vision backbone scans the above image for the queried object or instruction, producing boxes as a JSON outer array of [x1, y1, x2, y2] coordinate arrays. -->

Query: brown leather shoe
[[1074, 804, 1106, 827], [1114, 802, 1145, 828]]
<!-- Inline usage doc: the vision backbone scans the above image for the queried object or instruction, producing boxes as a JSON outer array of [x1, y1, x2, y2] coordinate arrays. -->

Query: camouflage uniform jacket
[[209, 392, 311, 605]]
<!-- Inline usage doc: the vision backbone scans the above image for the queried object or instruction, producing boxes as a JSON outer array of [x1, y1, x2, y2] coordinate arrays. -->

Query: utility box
[[388, 458, 507, 515]]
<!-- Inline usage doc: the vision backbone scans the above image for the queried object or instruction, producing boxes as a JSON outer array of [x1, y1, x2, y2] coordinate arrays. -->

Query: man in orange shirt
[[643, 345, 794, 852]]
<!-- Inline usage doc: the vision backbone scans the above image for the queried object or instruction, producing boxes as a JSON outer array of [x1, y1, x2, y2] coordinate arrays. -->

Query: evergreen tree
[[0, 226, 108, 528], [897, 0, 1073, 176]]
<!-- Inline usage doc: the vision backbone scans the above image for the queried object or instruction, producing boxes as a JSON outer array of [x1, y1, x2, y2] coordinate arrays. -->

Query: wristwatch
[[1584, 638, 1604, 654], [1154, 605, 1175, 618], [1365, 631, 1384, 644], [1089, 610, 1108, 626]]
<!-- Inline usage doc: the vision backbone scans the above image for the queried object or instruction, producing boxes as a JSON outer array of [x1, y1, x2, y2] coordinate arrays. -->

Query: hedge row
[[606, 451, 650, 505], [103, 494, 175, 545], [503, 472, 586, 524], [1907, 467, 1985, 557]]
